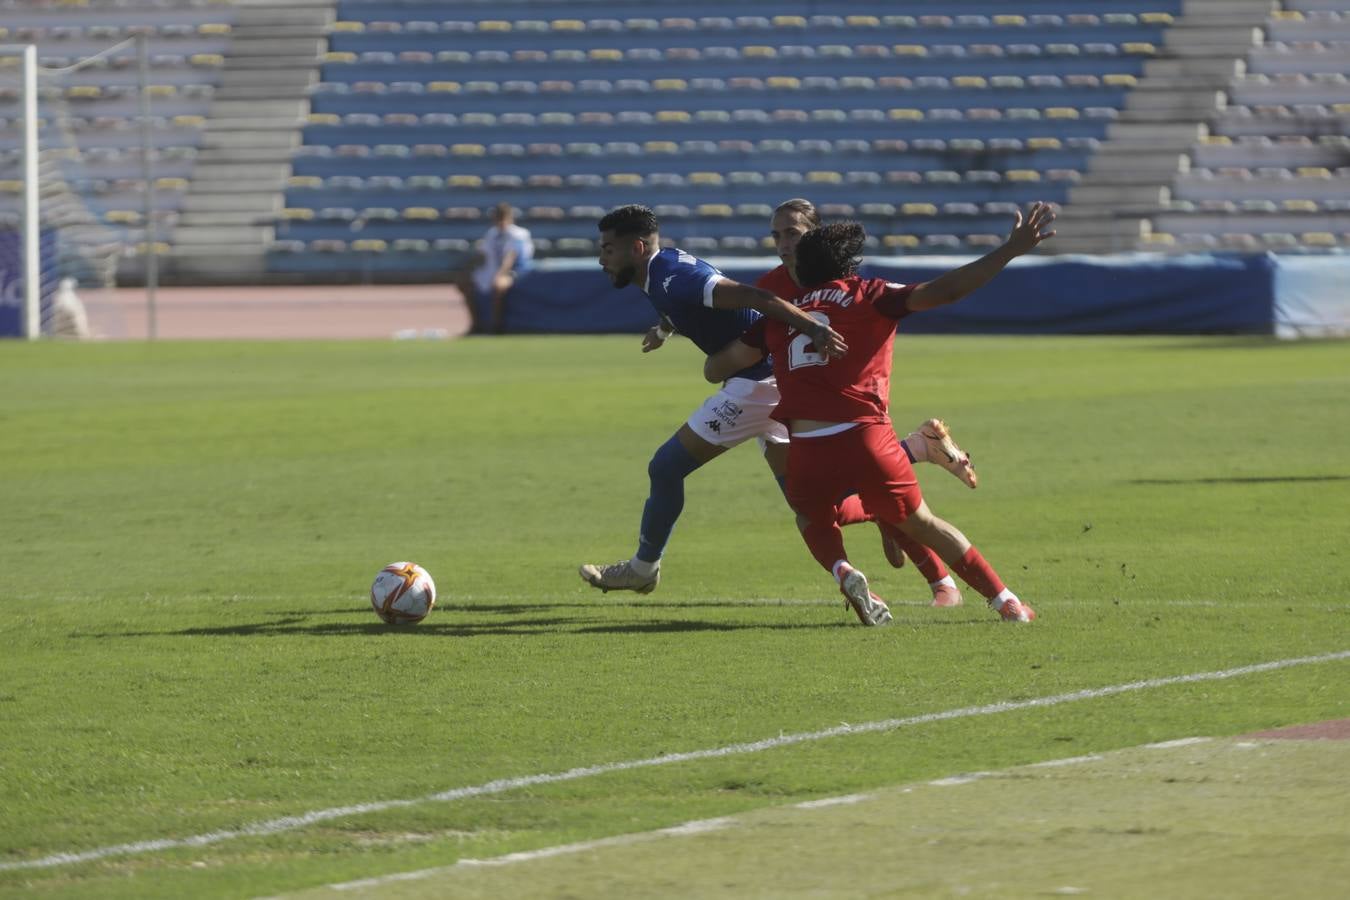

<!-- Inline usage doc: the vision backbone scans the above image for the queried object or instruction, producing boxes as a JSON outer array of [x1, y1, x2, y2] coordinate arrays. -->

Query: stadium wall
[[494, 253, 1347, 338]]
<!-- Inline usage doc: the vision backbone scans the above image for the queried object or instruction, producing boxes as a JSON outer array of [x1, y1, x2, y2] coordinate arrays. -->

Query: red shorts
[[786, 422, 923, 526]]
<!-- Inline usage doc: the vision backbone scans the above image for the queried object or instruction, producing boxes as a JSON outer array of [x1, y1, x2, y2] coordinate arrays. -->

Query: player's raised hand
[[1005, 202, 1057, 256]]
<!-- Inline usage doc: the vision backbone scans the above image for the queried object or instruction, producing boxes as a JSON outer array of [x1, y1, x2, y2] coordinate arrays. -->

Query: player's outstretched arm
[[710, 279, 848, 358], [703, 339, 765, 383], [907, 202, 1057, 312]]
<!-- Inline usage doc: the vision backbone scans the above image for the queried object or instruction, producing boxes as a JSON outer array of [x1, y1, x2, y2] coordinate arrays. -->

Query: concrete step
[[171, 225, 272, 245], [228, 24, 330, 40], [202, 117, 305, 133], [209, 98, 306, 119], [177, 209, 277, 226], [1182, 0, 1278, 16], [1106, 121, 1210, 145], [214, 84, 314, 101], [183, 162, 292, 180], [1165, 25, 1264, 47], [183, 179, 288, 196], [234, 0, 335, 9], [200, 130, 300, 151], [182, 192, 279, 213], [1069, 184, 1172, 206], [1117, 107, 1223, 124], [1043, 216, 1149, 238], [196, 147, 293, 164], [228, 54, 324, 70], [1078, 168, 1180, 186], [221, 68, 318, 88], [1163, 41, 1263, 58], [1144, 57, 1246, 79], [225, 37, 327, 57], [1125, 88, 1226, 112], [1089, 150, 1192, 173]]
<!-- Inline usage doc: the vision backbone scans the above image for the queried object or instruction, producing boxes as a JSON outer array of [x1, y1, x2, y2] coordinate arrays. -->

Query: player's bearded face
[[598, 232, 640, 288]]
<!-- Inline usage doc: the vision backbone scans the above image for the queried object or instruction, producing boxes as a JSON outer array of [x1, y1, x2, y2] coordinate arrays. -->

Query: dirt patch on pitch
[[1244, 718, 1350, 740]]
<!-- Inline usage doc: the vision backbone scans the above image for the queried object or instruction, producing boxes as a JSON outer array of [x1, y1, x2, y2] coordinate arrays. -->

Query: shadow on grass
[[76, 615, 862, 639], [1127, 474, 1350, 486], [75, 610, 988, 639]]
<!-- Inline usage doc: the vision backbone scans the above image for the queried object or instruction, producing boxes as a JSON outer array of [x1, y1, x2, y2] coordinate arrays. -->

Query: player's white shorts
[[685, 376, 790, 449]]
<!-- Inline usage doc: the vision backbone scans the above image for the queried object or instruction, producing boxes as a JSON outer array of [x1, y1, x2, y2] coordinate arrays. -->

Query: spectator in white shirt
[[458, 203, 533, 334]]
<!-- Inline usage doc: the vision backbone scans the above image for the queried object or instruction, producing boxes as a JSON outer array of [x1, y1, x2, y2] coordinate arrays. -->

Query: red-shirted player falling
[[705, 204, 1057, 625]]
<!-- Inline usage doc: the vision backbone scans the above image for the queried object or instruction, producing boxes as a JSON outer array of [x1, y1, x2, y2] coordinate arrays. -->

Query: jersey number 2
[[787, 312, 832, 370]]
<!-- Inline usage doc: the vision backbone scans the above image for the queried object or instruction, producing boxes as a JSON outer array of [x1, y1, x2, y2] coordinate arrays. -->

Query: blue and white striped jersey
[[641, 247, 772, 381]]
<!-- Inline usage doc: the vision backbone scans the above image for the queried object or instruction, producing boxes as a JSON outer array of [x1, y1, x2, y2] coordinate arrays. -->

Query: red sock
[[835, 494, 873, 526], [902, 535, 948, 583], [948, 547, 1006, 600]]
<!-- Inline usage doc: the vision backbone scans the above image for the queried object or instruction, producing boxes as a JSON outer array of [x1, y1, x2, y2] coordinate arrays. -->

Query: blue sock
[[636, 436, 704, 563]]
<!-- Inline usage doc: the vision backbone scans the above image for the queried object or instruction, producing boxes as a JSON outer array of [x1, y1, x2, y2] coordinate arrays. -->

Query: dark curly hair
[[794, 222, 866, 287], [598, 204, 660, 238]]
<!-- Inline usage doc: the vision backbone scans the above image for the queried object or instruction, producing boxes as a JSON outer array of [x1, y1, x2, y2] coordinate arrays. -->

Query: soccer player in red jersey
[[703, 205, 1057, 624], [641, 198, 976, 608], [758, 199, 979, 608]]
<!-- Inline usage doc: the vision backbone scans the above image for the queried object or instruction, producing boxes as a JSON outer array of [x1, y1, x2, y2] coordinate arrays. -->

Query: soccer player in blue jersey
[[579, 204, 845, 594]]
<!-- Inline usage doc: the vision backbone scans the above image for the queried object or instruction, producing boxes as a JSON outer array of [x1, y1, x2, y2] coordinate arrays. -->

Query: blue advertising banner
[[0, 229, 56, 338], [501, 252, 1278, 336]]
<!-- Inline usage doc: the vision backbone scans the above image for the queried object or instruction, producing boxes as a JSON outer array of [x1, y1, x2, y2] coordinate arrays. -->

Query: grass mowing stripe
[[3, 650, 1346, 875]]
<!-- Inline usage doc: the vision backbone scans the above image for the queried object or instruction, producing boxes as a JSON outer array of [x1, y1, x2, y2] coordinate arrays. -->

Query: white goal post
[[1, 36, 159, 340]]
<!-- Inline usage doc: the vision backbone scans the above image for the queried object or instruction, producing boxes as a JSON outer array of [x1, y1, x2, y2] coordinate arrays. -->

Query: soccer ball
[[370, 562, 436, 625]]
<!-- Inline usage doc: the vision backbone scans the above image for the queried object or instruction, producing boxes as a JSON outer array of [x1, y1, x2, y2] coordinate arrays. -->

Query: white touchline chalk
[[5, 649, 1347, 874]]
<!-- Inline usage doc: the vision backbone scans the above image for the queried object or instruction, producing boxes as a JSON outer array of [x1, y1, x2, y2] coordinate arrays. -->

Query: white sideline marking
[[4, 649, 1347, 874], [1027, 754, 1105, 768], [930, 773, 992, 786], [327, 819, 736, 891], [321, 738, 1185, 893], [1144, 737, 1212, 749], [794, 793, 872, 809]]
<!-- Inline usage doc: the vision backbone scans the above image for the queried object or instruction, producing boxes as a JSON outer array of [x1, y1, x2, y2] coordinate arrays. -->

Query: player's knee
[[648, 436, 703, 485]]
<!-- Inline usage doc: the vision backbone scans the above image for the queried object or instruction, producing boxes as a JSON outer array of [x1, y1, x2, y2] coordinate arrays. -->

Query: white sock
[[903, 431, 929, 463], [992, 588, 1018, 608], [831, 560, 851, 584], [930, 575, 957, 590], [630, 557, 659, 577]]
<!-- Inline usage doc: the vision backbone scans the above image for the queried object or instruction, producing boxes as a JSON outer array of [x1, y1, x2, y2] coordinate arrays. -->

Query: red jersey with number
[[741, 276, 916, 424], [755, 263, 802, 301]]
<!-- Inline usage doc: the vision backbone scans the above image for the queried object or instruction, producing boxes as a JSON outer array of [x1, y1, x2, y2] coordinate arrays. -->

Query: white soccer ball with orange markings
[[370, 562, 436, 625]]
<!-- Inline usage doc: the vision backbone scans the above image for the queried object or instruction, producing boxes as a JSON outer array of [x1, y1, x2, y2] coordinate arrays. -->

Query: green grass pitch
[[0, 334, 1346, 898]]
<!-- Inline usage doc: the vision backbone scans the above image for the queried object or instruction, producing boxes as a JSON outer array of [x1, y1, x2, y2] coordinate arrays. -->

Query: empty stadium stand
[[4, 0, 1346, 282]]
